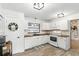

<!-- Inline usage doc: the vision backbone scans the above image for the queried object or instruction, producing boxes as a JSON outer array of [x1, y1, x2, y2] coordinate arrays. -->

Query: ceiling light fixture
[[33, 3, 44, 10], [57, 12, 64, 18]]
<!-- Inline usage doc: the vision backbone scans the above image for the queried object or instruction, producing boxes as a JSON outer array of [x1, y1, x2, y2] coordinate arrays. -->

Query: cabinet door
[[41, 23, 51, 30], [37, 36, 49, 44], [25, 36, 42, 49], [58, 37, 66, 49], [25, 37, 34, 49], [57, 20, 68, 30], [32, 36, 40, 47], [51, 22, 57, 29], [42, 36, 50, 43], [33, 36, 47, 46], [38, 36, 45, 44], [66, 37, 70, 50]]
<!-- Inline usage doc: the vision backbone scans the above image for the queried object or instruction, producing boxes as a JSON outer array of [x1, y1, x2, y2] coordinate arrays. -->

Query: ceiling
[[0, 3, 79, 21]]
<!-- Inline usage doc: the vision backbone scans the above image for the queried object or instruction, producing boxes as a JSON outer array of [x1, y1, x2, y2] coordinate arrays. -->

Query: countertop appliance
[[0, 35, 5, 56]]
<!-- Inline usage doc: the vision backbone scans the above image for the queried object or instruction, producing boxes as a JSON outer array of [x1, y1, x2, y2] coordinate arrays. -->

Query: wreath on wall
[[8, 22, 18, 31]]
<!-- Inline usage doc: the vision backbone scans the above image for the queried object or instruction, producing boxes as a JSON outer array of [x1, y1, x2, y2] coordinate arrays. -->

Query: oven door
[[49, 36, 58, 47], [50, 36, 57, 42]]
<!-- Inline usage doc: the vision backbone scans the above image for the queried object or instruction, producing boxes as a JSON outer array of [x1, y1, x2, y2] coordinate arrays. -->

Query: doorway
[[70, 19, 79, 49]]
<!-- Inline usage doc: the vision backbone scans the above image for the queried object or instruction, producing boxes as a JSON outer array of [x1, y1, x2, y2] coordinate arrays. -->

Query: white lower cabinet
[[25, 36, 70, 50], [58, 37, 70, 50], [25, 37, 33, 49], [24, 35, 50, 50]]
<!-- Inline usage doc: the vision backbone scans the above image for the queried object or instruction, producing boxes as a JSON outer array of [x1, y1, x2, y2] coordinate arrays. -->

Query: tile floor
[[14, 43, 79, 56]]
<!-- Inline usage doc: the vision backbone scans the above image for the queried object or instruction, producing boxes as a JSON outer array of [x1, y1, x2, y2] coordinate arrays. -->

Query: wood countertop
[[24, 33, 50, 37], [24, 35, 69, 37], [57, 35, 69, 37]]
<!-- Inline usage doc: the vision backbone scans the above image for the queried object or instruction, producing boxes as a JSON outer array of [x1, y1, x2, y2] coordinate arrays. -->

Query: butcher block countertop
[[24, 33, 50, 37], [57, 35, 69, 37]]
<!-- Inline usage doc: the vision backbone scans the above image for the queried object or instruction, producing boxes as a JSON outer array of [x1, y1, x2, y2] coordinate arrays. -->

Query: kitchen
[[0, 3, 79, 56]]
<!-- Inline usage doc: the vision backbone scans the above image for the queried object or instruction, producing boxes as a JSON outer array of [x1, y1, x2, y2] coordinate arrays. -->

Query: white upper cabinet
[[58, 20, 68, 30], [41, 23, 51, 30], [51, 22, 58, 29], [51, 20, 68, 30]]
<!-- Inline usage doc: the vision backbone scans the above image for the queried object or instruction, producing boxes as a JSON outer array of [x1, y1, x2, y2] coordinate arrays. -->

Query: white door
[[5, 16, 24, 54]]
